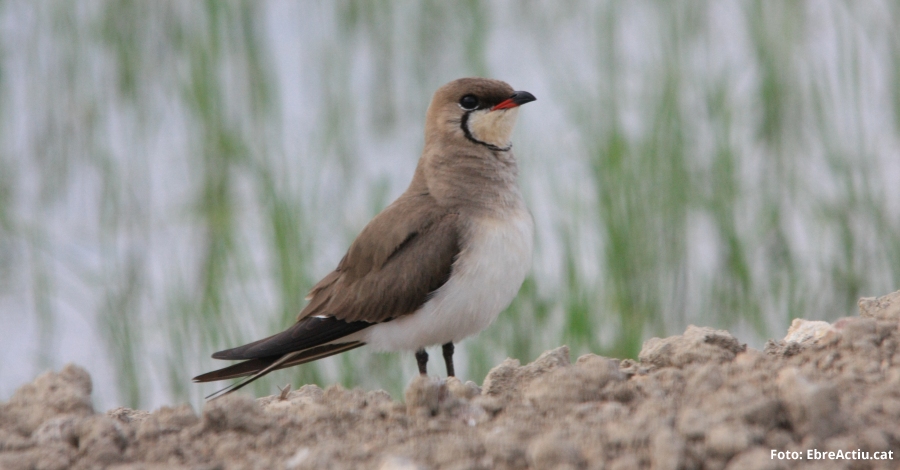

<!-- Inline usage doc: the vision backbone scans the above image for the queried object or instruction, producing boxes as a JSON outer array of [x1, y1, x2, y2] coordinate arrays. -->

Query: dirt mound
[[2, 290, 900, 469]]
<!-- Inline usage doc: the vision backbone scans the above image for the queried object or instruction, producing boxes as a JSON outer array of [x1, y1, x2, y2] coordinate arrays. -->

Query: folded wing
[[193, 191, 460, 398]]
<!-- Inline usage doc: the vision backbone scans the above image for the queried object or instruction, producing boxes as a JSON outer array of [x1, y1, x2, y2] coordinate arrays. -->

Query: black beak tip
[[511, 90, 536, 106]]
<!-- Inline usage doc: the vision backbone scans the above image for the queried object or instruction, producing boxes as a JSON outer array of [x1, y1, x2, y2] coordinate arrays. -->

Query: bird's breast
[[363, 205, 534, 351]]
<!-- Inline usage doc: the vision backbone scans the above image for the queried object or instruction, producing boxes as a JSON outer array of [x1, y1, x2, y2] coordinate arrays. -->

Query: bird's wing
[[300, 191, 460, 323], [192, 191, 459, 396], [200, 191, 458, 360], [208, 315, 372, 360]]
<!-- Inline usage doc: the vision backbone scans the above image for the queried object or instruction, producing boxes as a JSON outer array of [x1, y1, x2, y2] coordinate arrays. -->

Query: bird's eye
[[459, 94, 479, 110]]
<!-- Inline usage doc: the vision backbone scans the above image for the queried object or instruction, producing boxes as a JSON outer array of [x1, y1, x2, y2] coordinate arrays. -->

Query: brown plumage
[[194, 78, 535, 399]]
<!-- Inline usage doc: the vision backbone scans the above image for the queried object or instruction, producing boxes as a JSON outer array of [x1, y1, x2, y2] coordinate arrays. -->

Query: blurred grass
[[1, 0, 899, 409]]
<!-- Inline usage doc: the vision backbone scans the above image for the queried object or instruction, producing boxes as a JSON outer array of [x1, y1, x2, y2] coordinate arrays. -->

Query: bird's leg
[[442, 342, 455, 377], [415, 348, 428, 375]]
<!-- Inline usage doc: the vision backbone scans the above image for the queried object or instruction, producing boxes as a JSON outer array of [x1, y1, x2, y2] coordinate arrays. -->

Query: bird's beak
[[491, 90, 537, 111]]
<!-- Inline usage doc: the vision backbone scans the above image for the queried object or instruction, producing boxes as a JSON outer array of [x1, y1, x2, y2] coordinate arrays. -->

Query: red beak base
[[491, 98, 519, 111], [490, 90, 537, 111]]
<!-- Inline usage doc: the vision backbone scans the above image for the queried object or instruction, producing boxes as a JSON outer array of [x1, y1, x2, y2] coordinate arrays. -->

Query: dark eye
[[459, 94, 479, 110]]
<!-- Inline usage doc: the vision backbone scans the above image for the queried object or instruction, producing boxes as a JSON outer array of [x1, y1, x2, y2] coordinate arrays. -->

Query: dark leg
[[415, 349, 428, 375], [442, 342, 455, 377]]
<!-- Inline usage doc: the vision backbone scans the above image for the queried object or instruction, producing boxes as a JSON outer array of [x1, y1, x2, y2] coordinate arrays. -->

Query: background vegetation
[[1, 1, 898, 410]]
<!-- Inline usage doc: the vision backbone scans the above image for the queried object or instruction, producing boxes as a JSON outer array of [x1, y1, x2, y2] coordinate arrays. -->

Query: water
[[1, 0, 898, 411]]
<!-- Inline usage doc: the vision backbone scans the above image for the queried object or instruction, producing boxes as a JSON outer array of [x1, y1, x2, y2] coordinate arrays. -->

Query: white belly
[[361, 208, 534, 351]]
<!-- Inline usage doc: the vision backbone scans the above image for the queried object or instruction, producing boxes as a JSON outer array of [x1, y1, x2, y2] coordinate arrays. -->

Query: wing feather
[[299, 192, 460, 323], [194, 189, 460, 397], [210, 316, 371, 360]]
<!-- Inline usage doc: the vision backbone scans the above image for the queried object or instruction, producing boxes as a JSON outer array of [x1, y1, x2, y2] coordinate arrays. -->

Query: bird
[[193, 77, 536, 399]]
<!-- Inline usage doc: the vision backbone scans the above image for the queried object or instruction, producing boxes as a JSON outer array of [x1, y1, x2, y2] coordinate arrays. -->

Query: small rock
[[783, 319, 834, 345], [524, 355, 624, 407], [1, 364, 94, 435], [481, 358, 521, 398], [639, 326, 746, 369], [859, 289, 900, 321], [482, 346, 570, 402]]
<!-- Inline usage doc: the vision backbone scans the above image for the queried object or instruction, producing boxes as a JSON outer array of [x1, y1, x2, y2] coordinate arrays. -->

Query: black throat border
[[460, 111, 512, 152]]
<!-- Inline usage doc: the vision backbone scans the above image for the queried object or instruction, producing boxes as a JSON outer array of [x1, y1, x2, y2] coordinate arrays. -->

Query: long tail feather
[[192, 357, 275, 382], [195, 342, 365, 400]]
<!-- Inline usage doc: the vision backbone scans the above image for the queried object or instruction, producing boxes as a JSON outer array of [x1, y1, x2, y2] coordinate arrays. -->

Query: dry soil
[[3, 290, 900, 470]]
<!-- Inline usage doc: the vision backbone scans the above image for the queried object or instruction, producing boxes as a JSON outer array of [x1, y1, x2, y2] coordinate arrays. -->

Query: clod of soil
[[3, 289, 900, 469]]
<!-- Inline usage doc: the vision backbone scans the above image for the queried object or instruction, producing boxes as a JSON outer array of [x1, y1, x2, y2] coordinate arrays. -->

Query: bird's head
[[425, 78, 536, 152]]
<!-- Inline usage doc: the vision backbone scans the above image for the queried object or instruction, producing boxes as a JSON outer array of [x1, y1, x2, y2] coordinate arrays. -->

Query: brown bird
[[193, 78, 536, 399]]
